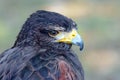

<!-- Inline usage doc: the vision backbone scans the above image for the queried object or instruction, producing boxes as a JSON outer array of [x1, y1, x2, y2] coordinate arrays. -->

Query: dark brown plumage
[[0, 10, 84, 80]]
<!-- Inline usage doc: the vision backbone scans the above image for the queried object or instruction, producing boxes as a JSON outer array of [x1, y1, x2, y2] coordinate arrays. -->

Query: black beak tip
[[80, 45, 84, 51], [76, 42, 84, 51]]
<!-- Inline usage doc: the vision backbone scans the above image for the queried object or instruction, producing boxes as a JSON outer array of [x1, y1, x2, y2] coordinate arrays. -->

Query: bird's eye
[[48, 30, 59, 37]]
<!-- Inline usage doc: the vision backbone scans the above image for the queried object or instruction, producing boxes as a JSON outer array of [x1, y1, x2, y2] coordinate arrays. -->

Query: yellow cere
[[56, 29, 78, 44]]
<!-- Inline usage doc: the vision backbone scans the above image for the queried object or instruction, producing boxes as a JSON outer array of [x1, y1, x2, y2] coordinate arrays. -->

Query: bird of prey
[[0, 10, 84, 80]]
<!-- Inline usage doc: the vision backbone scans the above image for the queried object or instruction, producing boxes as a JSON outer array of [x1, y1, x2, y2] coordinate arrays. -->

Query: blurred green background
[[0, 0, 120, 80]]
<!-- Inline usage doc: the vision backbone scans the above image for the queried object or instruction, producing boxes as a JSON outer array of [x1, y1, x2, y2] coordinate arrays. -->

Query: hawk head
[[13, 10, 84, 50]]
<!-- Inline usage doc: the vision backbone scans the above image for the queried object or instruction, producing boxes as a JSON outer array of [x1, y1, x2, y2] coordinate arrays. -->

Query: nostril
[[72, 34, 75, 37]]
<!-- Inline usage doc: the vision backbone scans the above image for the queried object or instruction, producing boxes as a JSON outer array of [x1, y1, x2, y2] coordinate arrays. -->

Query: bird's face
[[14, 10, 84, 50], [39, 25, 83, 51]]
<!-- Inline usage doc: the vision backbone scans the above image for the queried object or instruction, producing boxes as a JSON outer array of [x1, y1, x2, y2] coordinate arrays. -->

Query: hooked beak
[[55, 29, 84, 51]]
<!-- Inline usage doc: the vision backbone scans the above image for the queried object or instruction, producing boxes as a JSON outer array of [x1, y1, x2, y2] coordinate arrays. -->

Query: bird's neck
[[39, 42, 72, 51]]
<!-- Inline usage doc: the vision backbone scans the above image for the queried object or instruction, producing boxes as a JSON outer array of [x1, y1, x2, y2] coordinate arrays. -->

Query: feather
[[0, 10, 84, 80]]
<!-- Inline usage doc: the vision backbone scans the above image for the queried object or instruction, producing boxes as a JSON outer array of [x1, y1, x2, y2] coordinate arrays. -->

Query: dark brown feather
[[0, 46, 84, 80], [0, 10, 84, 80]]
